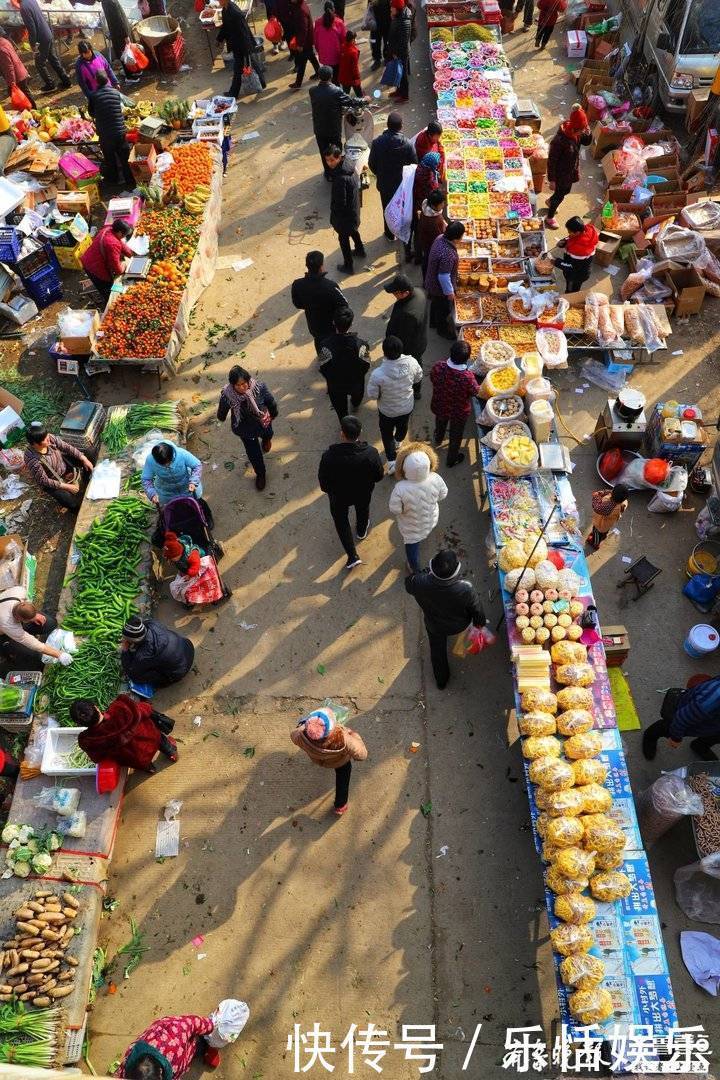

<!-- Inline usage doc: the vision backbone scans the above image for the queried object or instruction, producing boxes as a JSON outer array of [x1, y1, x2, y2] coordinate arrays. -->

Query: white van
[[611, 0, 720, 113]]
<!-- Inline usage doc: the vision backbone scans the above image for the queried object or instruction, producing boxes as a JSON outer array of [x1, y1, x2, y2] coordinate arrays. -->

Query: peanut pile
[[0, 889, 80, 1006], [689, 773, 720, 857]]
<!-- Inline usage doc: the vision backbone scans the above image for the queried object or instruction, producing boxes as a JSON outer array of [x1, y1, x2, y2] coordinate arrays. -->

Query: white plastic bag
[[207, 1000, 250, 1048], [636, 774, 703, 846], [0, 540, 22, 591], [648, 489, 683, 513], [41, 628, 78, 663], [535, 328, 568, 369], [131, 429, 165, 468], [384, 164, 416, 244], [675, 852, 720, 923], [56, 307, 98, 339]]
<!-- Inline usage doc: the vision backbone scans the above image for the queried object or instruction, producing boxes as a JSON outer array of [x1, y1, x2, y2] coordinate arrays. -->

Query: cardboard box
[[56, 190, 91, 220], [686, 87, 710, 132], [577, 58, 610, 92], [0, 387, 23, 418], [566, 29, 587, 57], [578, 9, 607, 29], [128, 141, 157, 182], [666, 267, 705, 316], [589, 34, 619, 60], [594, 230, 622, 267], [564, 273, 614, 306], [652, 192, 694, 214], [68, 179, 101, 207], [61, 310, 101, 355], [601, 624, 629, 666]]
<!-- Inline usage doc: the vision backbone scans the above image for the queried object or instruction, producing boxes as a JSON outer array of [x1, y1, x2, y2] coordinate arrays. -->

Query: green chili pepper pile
[[40, 640, 121, 726]]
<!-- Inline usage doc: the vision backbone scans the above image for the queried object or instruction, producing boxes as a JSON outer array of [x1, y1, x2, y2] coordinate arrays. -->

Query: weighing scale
[[123, 256, 152, 280], [59, 400, 106, 457]]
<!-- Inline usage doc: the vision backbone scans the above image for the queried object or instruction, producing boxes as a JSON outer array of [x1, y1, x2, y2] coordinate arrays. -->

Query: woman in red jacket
[[554, 215, 599, 293], [69, 694, 178, 772], [545, 104, 591, 227], [535, 0, 566, 50], [0, 27, 34, 106], [338, 29, 362, 94], [79, 218, 133, 302]]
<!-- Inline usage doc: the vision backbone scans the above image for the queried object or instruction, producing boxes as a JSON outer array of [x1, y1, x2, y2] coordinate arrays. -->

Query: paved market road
[[88, 10, 720, 1080]]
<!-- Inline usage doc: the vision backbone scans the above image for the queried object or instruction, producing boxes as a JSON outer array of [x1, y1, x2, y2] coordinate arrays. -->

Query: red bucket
[[96, 760, 120, 795]]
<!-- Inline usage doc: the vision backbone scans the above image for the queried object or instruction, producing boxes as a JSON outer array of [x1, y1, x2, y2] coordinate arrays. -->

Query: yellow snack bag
[[528, 757, 575, 791], [522, 735, 563, 760], [554, 847, 596, 880], [556, 709, 594, 737], [557, 686, 594, 711], [546, 866, 590, 895], [594, 849, 624, 871], [520, 689, 557, 714], [549, 923, 594, 956], [559, 953, 605, 990], [590, 871, 633, 902], [550, 641, 588, 665], [518, 711, 557, 737], [583, 816, 626, 853], [546, 816, 585, 847], [564, 731, 604, 760], [577, 783, 612, 814], [538, 788, 585, 816], [572, 759, 608, 786], [542, 841, 564, 864], [555, 664, 595, 688], [569, 987, 613, 1025], [554, 892, 596, 925]]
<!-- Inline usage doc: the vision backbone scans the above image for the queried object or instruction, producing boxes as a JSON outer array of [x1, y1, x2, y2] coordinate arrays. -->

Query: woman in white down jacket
[[389, 442, 448, 572], [366, 335, 423, 472]]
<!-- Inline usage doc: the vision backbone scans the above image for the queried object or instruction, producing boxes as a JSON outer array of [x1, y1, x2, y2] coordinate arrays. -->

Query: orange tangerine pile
[[149, 260, 185, 287], [162, 142, 213, 196]]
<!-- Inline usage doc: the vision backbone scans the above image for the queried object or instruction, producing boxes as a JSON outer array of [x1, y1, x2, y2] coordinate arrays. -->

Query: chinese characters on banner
[[286, 1023, 711, 1073]]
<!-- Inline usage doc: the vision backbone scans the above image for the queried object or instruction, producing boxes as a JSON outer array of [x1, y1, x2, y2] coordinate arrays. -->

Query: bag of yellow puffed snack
[[554, 846, 596, 880], [569, 987, 613, 1025], [518, 711, 557, 737], [546, 816, 584, 847], [577, 783, 612, 814], [564, 731, 603, 760], [542, 841, 564, 863], [559, 953, 605, 990], [528, 757, 575, 791], [583, 815, 626, 852], [550, 641, 588, 665], [537, 788, 585, 816], [521, 689, 557, 714], [594, 849, 624, 871], [572, 759, 608, 786], [549, 923, 594, 956], [589, 870, 632, 901], [522, 734, 562, 760], [557, 709, 594, 736], [545, 865, 590, 895], [555, 663, 596, 687], [557, 686, 593, 711], [554, 891, 596, 925]]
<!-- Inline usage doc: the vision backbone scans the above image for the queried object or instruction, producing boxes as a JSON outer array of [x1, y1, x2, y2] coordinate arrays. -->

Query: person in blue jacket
[[642, 674, 720, 761], [15, 0, 71, 91], [142, 441, 204, 507]]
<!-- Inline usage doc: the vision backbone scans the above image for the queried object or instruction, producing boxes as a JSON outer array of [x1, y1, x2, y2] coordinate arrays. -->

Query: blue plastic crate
[[0, 227, 20, 263], [23, 263, 63, 309]]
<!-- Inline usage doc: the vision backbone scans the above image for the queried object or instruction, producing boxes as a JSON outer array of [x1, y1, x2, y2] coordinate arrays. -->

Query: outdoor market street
[[29, 7, 720, 1078]]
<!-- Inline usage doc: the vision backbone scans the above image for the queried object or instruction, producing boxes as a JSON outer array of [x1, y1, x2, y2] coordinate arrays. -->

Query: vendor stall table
[[0, 878, 103, 1061]]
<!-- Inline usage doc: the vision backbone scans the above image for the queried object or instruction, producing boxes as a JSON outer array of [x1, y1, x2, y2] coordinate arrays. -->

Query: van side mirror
[[656, 31, 672, 53]]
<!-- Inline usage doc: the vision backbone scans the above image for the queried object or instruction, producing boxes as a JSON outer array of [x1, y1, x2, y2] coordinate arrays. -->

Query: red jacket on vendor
[[565, 221, 598, 259], [80, 221, 133, 283], [76, 694, 162, 772], [537, 0, 567, 28]]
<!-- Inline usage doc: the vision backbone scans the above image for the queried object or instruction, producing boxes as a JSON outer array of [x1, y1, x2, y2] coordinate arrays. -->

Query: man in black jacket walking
[[384, 273, 429, 372], [18, 0, 70, 91], [291, 250, 347, 350], [405, 549, 487, 688], [387, 0, 412, 102], [368, 112, 416, 239], [89, 70, 133, 185], [319, 415, 384, 570], [318, 306, 370, 421], [309, 66, 357, 178], [217, 0, 266, 96], [325, 144, 366, 274]]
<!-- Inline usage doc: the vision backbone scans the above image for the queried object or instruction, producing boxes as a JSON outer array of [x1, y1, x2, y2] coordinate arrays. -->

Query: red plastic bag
[[121, 41, 150, 72], [547, 549, 565, 570], [644, 458, 670, 486], [264, 16, 283, 41], [287, 35, 298, 50], [10, 84, 32, 111], [600, 447, 624, 480]]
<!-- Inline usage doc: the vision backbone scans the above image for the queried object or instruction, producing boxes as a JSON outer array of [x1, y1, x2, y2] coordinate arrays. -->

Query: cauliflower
[[31, 852, 53, 874], [27, 838, 39, 854], [12, 845, 33, 864], [48, 832, 63, 852], [12, 862, 30, 878], [1, 823, 20, 844]]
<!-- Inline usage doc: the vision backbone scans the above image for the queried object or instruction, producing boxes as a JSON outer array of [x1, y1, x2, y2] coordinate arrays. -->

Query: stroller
[[157, 496, 232, 607]]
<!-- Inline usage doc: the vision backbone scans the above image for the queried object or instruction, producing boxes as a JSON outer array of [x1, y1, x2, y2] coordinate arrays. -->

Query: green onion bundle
[[0, 1003, 65, 1069], [102, 401, 180, 455], [101, 406, 129, 456]]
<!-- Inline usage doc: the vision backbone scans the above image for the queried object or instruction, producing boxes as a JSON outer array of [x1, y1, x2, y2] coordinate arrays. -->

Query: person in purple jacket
[[75, 40, 118, 99]]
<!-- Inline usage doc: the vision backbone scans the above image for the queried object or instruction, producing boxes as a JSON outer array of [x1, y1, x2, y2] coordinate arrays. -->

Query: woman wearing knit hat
[[120, 616, 195, 690], [535, 0, 566, 50], [290, 706, 368, 815], [545, 104, 591, 228]]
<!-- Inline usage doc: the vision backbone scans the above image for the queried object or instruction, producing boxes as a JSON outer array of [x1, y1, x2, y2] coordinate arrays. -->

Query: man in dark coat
[[384, 273, 428, 373], [318, 415, 384, 569], [217, 0, 266, 96], [405, 549, 487, 688], [288, 0, 319, 88], [387, 0, 412, 102], [291, 250, 348, 350], [368, 111, 416, 239], [309, 66, 357, 178], [89, 70, 133, 185], [120, 616, 195, 689], [318, 305, 370, 420], [325, 144, 365, 274], [18, 0, 70, 90], [370, 0, 390, 68], [545, 105, 591, 227]]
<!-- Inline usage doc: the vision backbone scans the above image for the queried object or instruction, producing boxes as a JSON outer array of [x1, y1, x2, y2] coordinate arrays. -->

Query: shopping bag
[[380, 58, 403, 87], [361, 2, 377, 31], [264, 15, 283, 41], [10, 84, 32, 111], [239, 66, 263, 95], [122, 41, 150, 71], [383, 163, 416, 243]]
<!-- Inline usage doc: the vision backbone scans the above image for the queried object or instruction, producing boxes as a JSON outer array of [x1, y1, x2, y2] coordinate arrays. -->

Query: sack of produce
[[536, 787, 585, 816], [497, 539, 526, 572], [555, 664, 595, 688], [520, 689, 557, 714], [564, 731, 603, 760], [546, 865, 590, 895], [636, 775, 703, 847], [554, 891, 596, 925], [551, 641, 588, 665], [557, 686, 593, 711], [545, 816, 584, 847], [572, 758, 608, 786], [589, 870, 632, 901], [503, 565, 536, 593], [518, 711, 557, 737], [569, 987, 613, 1025], [487, 435, 539, 477], [528, 757, 575, 791], [480, 338, 516, 370], [644, 457, 670, 486], [534, 560, 559, 590], [554, 846, 596, 880], [522, 735, 562, 760], [481, 419, 532, 451], [557, 709, 594, 736], [577, 783, 613, 814], [549, 923, 594, 956], [559, 953, 605, 990]]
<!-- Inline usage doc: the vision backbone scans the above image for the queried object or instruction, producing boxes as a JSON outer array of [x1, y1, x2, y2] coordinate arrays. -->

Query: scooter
[[343, 101, 375, 203]]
